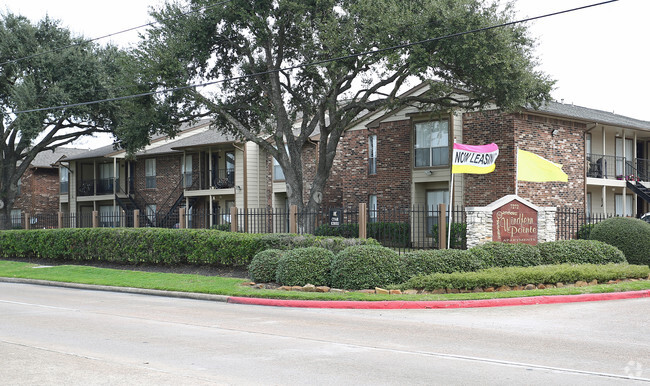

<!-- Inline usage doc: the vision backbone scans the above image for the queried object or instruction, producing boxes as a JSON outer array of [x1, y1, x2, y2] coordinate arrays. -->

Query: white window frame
[[368, 134, 377, 175], [145, 158, 156, 189], [414, 120, 449, 167]]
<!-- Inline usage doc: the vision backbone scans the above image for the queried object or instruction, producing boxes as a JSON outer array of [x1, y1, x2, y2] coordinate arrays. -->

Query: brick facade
[[323, 119, 412, 209], [13, 167, 60, 214], [133, 154, 183, 213]]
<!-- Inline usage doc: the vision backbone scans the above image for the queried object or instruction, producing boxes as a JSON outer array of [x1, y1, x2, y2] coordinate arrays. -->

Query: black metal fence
[[555, 208, 617, 240]]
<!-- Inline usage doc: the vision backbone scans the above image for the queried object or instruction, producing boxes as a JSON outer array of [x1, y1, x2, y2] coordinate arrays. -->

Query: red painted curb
[[227, 290, 650, 309]]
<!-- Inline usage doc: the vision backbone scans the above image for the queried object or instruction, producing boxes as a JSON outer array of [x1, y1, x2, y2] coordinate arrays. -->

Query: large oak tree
[[0, 14, 144, 229], [133, 0, 554, 222]]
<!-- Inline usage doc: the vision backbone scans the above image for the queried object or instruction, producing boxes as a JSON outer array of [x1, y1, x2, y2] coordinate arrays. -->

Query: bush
[[330, 245, 404, 290], [275, 247, 334, 286], [314, 222, 410, 246], [590, 217, 650, 266], [470, 242, 542, 268], [314, 223, 359, 238], [430, 223, 467, 249], [401, 249, 485, 278], [576, 224, 594, 240], [248, 249, 284, 283], [0, 228, 377, 267], [538, 240, 625, 265], [210, 223, 231, 232], [401, 263, 650, 291]]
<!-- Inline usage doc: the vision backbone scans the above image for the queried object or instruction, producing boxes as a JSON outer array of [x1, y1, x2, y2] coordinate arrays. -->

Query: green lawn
[[1, 260, 649, 302]]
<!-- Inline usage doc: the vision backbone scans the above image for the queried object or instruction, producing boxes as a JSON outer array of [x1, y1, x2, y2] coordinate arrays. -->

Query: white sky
[[2, 0, 649, 148]]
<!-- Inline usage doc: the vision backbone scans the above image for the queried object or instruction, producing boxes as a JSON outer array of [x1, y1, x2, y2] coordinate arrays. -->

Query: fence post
[[179, 207, 186, 229], [230, 206, 238, 232], [92, 211, 99, 228], [120, 210, 126, 228], [359, 202, 367, 239], [58, 212, 63, 229], [438, 203, 446, 249], [24, 212, 30, 230], [289, 205, 297, 234], [134, 209, 140, 228]]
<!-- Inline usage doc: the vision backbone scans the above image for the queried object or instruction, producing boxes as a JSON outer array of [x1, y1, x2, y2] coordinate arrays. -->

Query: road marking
[[0, 299, 78, 311]]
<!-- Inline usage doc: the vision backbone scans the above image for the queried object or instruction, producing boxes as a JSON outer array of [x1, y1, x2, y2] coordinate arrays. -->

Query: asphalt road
[[1, 282, 649, 385]]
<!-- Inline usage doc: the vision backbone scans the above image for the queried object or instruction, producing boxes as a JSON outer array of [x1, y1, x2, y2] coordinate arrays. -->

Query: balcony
[[185, 169, 235, 191], [77, 178, 119, 196], [587, 154, 649, 182]]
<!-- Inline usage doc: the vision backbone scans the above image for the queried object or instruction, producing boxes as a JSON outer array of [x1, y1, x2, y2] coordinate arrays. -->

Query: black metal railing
[[555, 208, 616, 240]]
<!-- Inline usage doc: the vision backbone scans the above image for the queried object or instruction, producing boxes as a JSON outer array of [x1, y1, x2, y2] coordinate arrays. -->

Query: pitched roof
[[529, 102, 650, 131], [31, 147, 89, 168]]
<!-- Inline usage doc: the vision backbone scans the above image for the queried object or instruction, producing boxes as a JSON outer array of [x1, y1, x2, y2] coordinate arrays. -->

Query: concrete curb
[[2, 277, 649, 309]]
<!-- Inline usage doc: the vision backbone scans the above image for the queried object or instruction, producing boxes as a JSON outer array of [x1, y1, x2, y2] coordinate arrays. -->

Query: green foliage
[[331, 245, 404, 290], [430, 223, 467, 249], [401, 249, 485, 278], [314, 222, 410, 246], [249, 249, 284, 283], [538, 240, 626, 265], [0, 14, 139, 229], [211, 223, 231, 231], [0, 228, 376, 267], [576, 224, 594, 240], [401, 263, 650, 291], [590, 217, 650, 266], [470, 242, 542, 268], [275, 247, 334, 286]]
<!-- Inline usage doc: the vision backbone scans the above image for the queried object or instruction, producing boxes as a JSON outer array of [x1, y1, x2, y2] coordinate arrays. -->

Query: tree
[[0, 14, 138, 229], [133, 0, 553, 225]]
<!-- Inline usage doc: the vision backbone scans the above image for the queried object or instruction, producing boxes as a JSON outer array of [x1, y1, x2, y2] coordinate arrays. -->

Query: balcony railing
[[77, 178, 119, 196], [185, 169, 235, 191], [587, 154, 648, 182]]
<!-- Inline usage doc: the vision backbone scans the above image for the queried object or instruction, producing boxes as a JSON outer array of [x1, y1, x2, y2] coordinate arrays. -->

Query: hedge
[[330, 245, 405, 290], [0, 228, 377, 267], [401, 249, 485, 278], [401, 263, 650, 291], [275, 247, 334, 286], [589, 217, 650, 266], [248, 249, 284, 283], [314, 222, 410, 246], [538, 240, 625, 265], [470, 242, 542, 268]]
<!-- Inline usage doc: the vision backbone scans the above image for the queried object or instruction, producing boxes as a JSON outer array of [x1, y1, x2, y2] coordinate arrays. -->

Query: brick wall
[[13, 167, 60, 214], [323, 119, 412, 209], [462, 110, 585, 208], [134, 154, 183, 213]]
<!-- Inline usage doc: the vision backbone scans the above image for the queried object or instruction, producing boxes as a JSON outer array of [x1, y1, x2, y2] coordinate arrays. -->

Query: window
[[182, 155, 193, 188], [585, 133, 592, 155], [98, 163, 117, 194], [586, 193, 592, 219], [414, 120, 449, 167], [615, 194, 633, 217], [60, 167, 69, 194], [368, 135, 377, 175], [225, 152, 235, 186], [146, 204, 157, 226], [426, 190, 449, 234], [99, 205, 115, 227], [11, 209, 21, 228], [615, 138, 633, 176], [145, 159, 156, 189], [369, 195, 378, 223], [273, 146, 288, 181]]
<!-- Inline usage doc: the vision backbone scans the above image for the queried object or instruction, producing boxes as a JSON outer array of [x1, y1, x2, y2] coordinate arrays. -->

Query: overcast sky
[[2, 0, 649, 146]]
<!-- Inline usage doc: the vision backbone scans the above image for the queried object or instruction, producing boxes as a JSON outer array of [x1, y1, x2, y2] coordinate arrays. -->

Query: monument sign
[[492, 199, 538, 245]]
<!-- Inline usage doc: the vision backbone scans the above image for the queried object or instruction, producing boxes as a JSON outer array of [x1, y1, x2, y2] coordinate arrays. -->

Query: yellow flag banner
[[517, 149, 568, 182]]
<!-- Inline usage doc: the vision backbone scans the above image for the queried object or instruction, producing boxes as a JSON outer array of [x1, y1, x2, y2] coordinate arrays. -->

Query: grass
[[1, 259, 649, 302]]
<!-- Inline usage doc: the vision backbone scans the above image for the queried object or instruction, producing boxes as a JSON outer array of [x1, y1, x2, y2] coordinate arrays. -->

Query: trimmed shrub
[[330, 245, 404, 290], [248, 249, 284, 283], [430, 223, 467, 249], [401, 263, 650, 291], [0, 228, 377, 267], [576, 224, 594, 240], [590, 217, 650, 266], [470, 242, 542, 268], [538, 240, 625, 265], [402, 249, 485, 278], [275, 247, 334, 286]]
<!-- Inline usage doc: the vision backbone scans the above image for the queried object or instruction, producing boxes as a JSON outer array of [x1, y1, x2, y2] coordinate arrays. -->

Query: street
[[1, 282, 649, 385]]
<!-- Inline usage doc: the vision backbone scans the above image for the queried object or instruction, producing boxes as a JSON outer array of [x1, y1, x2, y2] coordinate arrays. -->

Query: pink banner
[[453, 142, 498, 153]]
